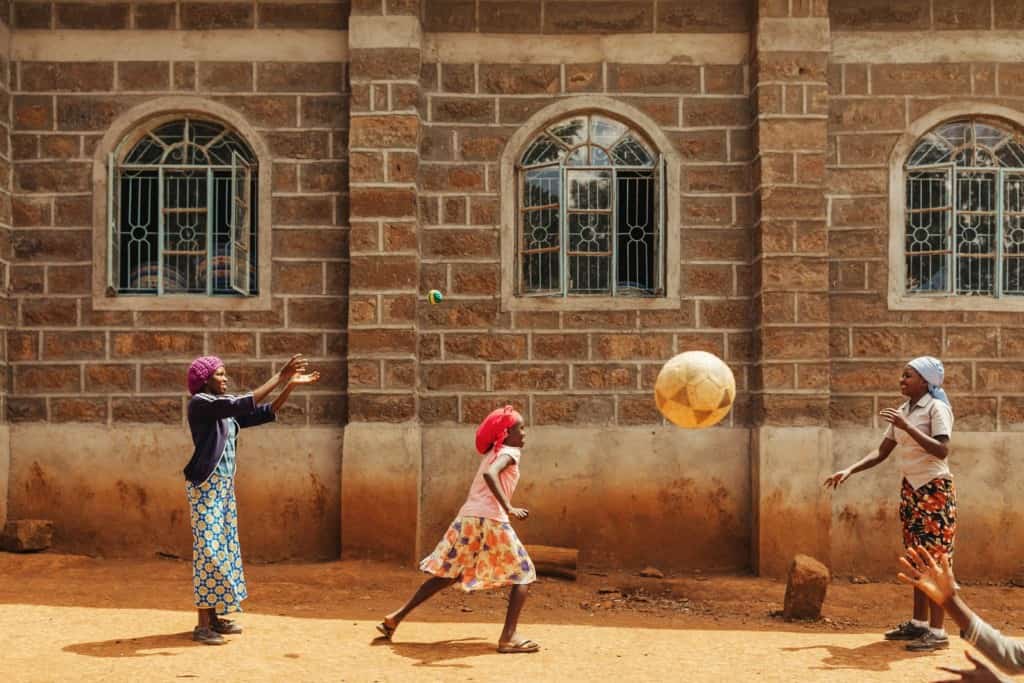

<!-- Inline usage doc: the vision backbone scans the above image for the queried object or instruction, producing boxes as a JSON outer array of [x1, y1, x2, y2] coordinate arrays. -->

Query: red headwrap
[[475, 405, 522, 455]]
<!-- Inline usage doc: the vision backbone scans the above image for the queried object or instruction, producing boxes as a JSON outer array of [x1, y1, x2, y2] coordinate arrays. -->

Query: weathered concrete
[[0, 425, 9, 532], [419, 426, 752, 571], [7, 425, 342, 561], [752, 427, 833, 579], [341, 422, 420, 562], [830, 429, 1024, 581]]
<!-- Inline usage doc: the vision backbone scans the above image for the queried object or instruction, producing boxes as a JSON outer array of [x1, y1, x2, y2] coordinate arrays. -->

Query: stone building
[[0, 0, 1022, 579]]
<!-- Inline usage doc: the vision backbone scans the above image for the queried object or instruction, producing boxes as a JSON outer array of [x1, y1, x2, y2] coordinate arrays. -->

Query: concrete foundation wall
[[6, 424, 343, 561], [830, 429, 1024, 581], [419, 426, 752, 571], [0, 425, 9, 529]]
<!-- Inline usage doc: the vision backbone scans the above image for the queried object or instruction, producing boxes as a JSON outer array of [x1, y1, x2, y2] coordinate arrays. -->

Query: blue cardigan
[[184, 392, 276, 485]]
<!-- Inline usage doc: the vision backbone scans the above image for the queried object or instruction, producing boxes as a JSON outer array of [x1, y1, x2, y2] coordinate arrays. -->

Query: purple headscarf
[[187, 356, 223, 395]]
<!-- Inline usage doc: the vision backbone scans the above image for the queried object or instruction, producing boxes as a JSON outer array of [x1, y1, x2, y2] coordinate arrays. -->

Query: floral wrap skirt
[[900, 477, 957, 560], [186, 473, 248, 615], [420, 516, 536, 592]]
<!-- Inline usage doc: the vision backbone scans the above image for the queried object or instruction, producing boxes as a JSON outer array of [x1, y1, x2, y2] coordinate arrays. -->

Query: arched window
[[109, 117, 258, 296], [904, 118, 1024, 297], [516, 114, 665, 297]]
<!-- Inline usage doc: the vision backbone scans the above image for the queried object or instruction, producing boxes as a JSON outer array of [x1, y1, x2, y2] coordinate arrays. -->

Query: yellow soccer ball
[[654, 351, 736, 429]]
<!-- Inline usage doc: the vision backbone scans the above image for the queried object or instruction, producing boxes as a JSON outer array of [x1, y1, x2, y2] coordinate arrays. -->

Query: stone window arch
[[889, 104, 1024, 311], [501, 97, 681, 311], [92, 98, 273, 311]]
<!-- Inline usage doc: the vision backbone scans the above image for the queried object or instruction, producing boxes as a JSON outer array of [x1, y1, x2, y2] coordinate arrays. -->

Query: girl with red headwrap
[[377, 406, 539, 653]]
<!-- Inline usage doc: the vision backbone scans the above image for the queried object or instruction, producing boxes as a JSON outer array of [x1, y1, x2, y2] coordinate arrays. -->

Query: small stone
[[597, 587, 619, 594], [460, 606, 473, 613], [639, 566, 664, 579], [783, 554, 830, 620], [851, 575, 870, 584], [0, 520, 54, 552], [1010, 573, 1024, 588]]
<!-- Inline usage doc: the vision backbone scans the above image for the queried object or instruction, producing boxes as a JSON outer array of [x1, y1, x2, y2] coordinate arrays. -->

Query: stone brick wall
[[8, 23, 349, 425], [422, 0, 751, 33], [827, 3, 1024, 432], [9, 1, 349, 30], [416, 51, 755, 427], [0, 15, 12, 424]]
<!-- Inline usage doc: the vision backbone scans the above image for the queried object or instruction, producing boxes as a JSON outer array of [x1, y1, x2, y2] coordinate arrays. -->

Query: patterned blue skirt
[[186, 473, 248, 615]]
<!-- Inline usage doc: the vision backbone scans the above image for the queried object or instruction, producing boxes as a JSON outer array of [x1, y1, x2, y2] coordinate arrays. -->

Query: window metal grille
[[516, 114, 665, 297], [905, 118, 1024, 297], [108, 118, 258, 296]]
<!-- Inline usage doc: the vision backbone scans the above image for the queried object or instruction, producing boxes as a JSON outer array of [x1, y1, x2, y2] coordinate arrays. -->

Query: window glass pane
[[1003, 173, 1024, 295], [955, 171, 996, 295], [566, 146, 589, 166], [521, 134, 564, 166], [591, 116, 627, 148], [611, 135, 654, 166], [568, 212, 610, 294], [905, 170, 950, 292], [548, 116, 587, 148], [617, 171, 656, 293]]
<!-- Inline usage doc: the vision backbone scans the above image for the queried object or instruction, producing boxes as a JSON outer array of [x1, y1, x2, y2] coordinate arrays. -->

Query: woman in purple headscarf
[[824, 356, 956, 653], [184, 353, 319, 645]]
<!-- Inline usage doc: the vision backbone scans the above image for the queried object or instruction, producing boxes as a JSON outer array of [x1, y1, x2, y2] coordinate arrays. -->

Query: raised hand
[[280, 354, 309, 381], [289, 371, 320, 386], [880, 407, 910, 431], [898, 546, 956, 608], [934, 651, 1009, 683], [823, 469, 851, 489]]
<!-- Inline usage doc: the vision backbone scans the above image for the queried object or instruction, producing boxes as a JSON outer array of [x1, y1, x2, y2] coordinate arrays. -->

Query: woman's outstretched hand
[[289, 371, 320, 386], [280, 354, 309, 382], [823, 469, 851, 489]]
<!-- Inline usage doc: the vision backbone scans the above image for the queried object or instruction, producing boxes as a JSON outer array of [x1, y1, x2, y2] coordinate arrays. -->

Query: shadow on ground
[[783, 641, 934, 672], [373, 636, 500, 669], [64, 631, 201, 658]]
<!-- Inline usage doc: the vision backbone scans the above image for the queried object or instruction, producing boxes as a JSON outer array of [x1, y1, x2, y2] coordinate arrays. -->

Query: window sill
[[91, 291, 273, 312], [502, 294, 679, 312], [889, 292, 1024, 312]]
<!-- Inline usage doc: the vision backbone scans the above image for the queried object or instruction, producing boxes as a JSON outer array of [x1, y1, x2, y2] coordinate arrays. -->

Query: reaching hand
[[879, 407, 910, 431], [898, 546, 957, 608], [934, 651, 1008, 683], [823, 469, 851, 489], [280, 354, 309, 381], [289, 371, 320, 386], [509, 507, 529, 520]]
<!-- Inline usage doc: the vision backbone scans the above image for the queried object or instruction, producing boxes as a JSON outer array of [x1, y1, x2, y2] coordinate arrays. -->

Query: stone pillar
[[749, 0, 833, 577], [0, 17, 11, 530], [341, 2, 423, 560]]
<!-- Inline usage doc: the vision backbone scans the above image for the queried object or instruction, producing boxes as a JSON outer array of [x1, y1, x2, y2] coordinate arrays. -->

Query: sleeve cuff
[[962, 614, 982, 644]]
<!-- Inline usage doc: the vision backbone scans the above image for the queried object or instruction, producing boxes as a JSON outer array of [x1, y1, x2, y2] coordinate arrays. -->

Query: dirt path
[[1, 553, 1022, 681]]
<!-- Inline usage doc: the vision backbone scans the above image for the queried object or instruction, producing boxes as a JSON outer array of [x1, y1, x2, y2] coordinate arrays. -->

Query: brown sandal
[[376, 620, 397, 640], [498, 638, 539, 654]]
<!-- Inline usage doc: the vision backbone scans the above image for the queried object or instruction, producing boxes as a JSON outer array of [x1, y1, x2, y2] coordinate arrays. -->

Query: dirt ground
[[2, 553, 1023, 682]]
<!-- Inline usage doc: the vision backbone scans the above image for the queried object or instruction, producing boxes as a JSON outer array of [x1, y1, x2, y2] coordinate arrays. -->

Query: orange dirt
[[2, 552, 1023, 681]]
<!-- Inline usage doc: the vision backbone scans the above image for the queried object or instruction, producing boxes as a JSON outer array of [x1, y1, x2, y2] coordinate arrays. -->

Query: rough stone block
[[783, 553, 829, 619], [0, 520, 54, 552]]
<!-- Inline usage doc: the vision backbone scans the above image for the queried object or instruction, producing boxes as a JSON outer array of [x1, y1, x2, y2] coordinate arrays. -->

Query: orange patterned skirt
[[420, 516, 536, 592]]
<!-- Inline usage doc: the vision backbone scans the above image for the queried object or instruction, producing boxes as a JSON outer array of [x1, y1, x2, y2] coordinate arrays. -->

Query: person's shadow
[[784, 641, 932, 672], [64, 632, 201, 658], [373, 636, 499, 669]]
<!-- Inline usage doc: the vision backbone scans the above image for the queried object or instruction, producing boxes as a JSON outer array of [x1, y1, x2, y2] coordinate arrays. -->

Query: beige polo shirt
[[883, 393, 954, 490]]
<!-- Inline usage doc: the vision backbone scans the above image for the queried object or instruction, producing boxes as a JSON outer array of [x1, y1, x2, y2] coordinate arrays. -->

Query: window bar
[[949, 166, 956, 294], [657, 156, 665, 294], [997, 168, 1005, 297], [560, 166, 568, 297], [107, 153, 116, 291], [157, 166, 165, 296], [516, 169, 522, 295], [206, 167, 214, 296], [611, 167, 617, 297]]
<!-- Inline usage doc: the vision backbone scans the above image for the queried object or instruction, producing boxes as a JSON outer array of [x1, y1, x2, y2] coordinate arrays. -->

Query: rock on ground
[[783, 554, 830, 620], [0, 520, 54, 553]]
